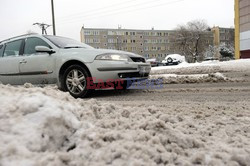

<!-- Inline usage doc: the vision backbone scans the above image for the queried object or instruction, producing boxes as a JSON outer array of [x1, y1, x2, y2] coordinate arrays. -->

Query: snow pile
[[151, 59, 250, 75], [150, 72, 230, 84], [0, 85, 84, 165], [1, 85, 250, 165]]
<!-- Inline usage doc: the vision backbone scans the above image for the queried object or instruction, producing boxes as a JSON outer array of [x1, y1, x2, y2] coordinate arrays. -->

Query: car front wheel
[[63, 65, 92, 98]]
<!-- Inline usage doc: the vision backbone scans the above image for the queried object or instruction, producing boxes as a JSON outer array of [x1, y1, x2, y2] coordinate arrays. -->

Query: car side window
[[24, 37, 51, 55], [3, 40, 23, 57], [0, 45, 4, 57]]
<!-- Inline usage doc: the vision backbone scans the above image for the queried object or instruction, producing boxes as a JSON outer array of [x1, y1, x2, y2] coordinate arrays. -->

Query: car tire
[[62, 65, 92, 98]]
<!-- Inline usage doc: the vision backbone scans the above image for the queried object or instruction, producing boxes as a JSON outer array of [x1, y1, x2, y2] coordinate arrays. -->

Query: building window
[[130, 32, 136, 35], [108, 39, 116, 43], [108, 47, 115, 50], [157, 39, 162, 43], [152, 47, 157, 51], [84, 31, 91, 35], [93, 31, 99, 35], [151, 39, 157, 43], [85, 38, 92, 43], [164, 33, 169, 36], [132, 47, 137, 51], [157, 32, 162, 36], [93, 39, 100, 43]]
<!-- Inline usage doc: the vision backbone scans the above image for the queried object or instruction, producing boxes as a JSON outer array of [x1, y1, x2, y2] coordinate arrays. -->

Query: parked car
[[203, 57, 218, 61], [0, 34, 151, 98], [162, 54, 185, 66], [146, 58, 163, 67]]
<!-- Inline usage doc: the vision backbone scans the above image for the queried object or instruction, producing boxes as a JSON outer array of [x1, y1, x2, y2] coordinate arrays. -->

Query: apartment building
[[235, 0, 250, 59], [212, 26, 234, 46], [211, 26, 234, 59], [80, 26, 176, 60], [80, 26, 229, 61]]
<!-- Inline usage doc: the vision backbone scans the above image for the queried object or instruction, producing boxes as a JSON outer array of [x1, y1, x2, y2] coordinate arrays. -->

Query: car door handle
[[19, 59, 27, 64]]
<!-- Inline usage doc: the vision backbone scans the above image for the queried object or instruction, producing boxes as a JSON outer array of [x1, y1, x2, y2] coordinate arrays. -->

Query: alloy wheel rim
[[66, 69, 86, 95]]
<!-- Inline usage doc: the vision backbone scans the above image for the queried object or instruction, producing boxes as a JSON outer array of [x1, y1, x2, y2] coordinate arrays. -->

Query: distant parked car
[[162, 54, 185, 66], [146, 58, 163, 67], [203, 57, 218, 61], [0, 34, 151, 98]]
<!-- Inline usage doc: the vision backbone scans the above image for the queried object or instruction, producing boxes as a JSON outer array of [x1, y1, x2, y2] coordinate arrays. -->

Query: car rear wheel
[[63, 65, 92, 98]]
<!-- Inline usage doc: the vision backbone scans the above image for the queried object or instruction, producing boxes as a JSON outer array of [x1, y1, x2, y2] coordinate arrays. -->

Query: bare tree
[[173, 20, 211, 62]]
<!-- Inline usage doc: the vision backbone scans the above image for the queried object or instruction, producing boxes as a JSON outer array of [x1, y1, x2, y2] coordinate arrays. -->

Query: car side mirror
[[35, 46, 55, 54]]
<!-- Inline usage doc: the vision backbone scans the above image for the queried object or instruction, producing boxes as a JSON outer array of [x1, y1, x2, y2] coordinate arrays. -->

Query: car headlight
[[95, 53, 132, 62]]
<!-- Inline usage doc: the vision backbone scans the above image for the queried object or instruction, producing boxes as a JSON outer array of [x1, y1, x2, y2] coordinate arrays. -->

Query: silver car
[[0, 34, 151, 98]]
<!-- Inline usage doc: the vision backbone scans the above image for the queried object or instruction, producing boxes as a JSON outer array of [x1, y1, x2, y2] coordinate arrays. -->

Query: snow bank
[[150, 72, 230, 84], [1, 85, 250, 165], [0, 85, 83, 166], [151, 59, 250, 75]]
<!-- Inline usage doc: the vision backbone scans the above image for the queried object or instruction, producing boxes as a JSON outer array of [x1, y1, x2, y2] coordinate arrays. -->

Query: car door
[[0, 40, 24, 85], [19, 37, 57, 85]]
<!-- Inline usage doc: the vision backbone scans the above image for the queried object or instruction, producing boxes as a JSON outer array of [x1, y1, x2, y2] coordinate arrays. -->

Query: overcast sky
[[0, 0, 234, 41]]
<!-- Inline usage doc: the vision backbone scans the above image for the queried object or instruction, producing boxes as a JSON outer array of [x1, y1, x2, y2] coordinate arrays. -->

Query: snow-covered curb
[[150, 73, 230, 84]]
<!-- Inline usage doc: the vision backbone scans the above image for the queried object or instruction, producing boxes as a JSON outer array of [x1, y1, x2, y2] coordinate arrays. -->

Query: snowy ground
[[150, 59, 250, 84], [151, 59, 250, 75], [1, 59, 250, 166]]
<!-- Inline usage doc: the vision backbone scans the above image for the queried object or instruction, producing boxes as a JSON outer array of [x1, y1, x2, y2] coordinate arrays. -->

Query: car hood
[[95, 48, 143, 58]]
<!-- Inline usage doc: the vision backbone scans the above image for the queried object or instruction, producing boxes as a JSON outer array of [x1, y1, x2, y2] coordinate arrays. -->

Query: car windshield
[[44, 35, 93, 49]]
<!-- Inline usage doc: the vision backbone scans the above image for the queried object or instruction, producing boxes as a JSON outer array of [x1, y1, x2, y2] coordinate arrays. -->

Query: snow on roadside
[[1, 84, 250, 165], [151, 59, 250, 75], [0, 85, 83, 166], [150, 72, 230, 84]]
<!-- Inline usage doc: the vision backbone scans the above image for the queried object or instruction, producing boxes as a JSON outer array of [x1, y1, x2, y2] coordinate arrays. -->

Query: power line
[[56, 0, 185, 25], [56, 0, 177, 23], [56, 0, 139, 21]]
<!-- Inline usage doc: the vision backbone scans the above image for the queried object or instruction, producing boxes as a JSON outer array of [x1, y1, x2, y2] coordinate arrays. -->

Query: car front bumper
[[86, 60, 151, 83]]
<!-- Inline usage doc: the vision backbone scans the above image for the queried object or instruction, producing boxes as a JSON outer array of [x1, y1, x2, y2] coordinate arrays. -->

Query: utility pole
[[33, 23, 51, 35], [51, 0, 56, 35]]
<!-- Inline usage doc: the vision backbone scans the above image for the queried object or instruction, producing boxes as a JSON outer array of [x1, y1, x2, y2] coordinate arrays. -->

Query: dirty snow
[[1, 59, 250, 165], [1, 83, 250, 166], [150, 72, 232, 84], [151, 59, 250, 75]]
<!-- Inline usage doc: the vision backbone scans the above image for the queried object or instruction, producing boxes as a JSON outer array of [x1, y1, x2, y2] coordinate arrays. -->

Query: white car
[[162, 54, 185, 66], [0, 34, 151, 98]]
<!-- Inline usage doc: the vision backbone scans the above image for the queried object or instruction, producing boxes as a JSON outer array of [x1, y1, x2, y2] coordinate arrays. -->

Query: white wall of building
[[240, 31, 250, 51]]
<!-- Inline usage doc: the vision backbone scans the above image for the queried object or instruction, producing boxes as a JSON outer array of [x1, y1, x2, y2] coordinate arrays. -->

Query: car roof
[[0, 33, 41, 44]]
